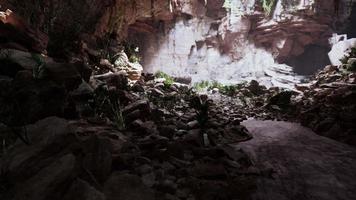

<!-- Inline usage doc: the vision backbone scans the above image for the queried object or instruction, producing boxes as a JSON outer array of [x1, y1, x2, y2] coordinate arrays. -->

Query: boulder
[[328, 38, 356, 66], [189, 161, 227, 179], [158, 125, 176, 139], [104, 173, 155, 200], [64, 179, 106, 200], [148, 88, 164, 97], [13, 153, 77, 200], [113, 51, 142, 80], [0, 76, 68, 125], [123, 100, 150, 115], [82, 136, 112, 183], [0, 49, 38, 71], [1, 117, 73, 180], [268, 91, 296, 108], [0, 9, 48, 52], [127, 63, 143, 81], [45, 62, 82, 89]]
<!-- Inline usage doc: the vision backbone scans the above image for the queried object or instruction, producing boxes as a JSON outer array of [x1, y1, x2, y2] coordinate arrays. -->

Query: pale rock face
[[138, 0, 354, 88], [329, 38, 356, 66], [142, 15, 298, 88]]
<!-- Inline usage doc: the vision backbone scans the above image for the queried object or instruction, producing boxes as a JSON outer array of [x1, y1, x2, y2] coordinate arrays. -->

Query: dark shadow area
[[285, 45, 331, 75], [344, 3, 356, 38]]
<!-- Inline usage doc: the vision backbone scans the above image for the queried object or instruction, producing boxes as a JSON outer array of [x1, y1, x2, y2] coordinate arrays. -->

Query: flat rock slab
[[238, 120, 356, 200]]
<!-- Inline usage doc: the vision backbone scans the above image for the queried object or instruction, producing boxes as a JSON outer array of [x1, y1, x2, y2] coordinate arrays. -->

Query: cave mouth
[[285, 45, 332, 76], [122, 0, 354, 90]]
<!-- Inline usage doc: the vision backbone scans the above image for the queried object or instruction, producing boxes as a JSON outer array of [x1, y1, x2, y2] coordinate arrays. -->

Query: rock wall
[[0, 0, 177, 57], [134, 0, 354, 87], [1, 0, 354, 87]]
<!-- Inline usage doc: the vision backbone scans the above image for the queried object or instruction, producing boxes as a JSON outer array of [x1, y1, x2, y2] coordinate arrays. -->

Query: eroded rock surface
[[239, 120, 356, 200]]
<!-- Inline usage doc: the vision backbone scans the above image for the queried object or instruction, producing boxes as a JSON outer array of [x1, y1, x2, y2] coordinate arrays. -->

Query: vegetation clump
[[193, 80, 211, 91], [340, 47, 356, 72], [340, 47, 356, 64], [154, 71, 175, 87], [93, 85, 125, 130], [190, 94, 211, 128], [31, 53, 46, 79], [194, 80, 248, 96], [261, 0, 277, 16]]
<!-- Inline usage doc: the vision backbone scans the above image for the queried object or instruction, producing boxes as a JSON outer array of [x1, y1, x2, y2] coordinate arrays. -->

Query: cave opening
[[1, 1, 356, 200], [285, 44, 332, 76]]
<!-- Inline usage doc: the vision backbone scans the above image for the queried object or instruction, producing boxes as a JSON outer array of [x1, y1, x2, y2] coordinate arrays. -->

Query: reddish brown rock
[[0, 9, 48, 52]]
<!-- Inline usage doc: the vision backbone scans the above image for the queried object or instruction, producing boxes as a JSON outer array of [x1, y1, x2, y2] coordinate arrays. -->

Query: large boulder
[[64, 179, 107, 200], [44, 61, 82, 89], [0, 49, 38, 71], [82, 136, 112, 184], [328, 38, 356, 66], [104, 172, 155, 200], [0, 73, 68, 125], [13, 153, 77, 200], [1, 117, 74, 180], [0, 117, 130, 199]]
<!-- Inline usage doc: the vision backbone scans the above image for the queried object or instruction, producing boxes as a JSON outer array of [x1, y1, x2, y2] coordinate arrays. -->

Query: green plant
[[129, 55, 141, 63], [340, 56, 349, 64], [340, 47, 356, 64], [194, 80, 210, 91], [109, 99, 125, 130], [93, 85, 125, 130], [193, 80, 245, 96], [223, 0, 233, 9], [261, 0, 277, 16], [154, 71, 175, 87], [347, 59, 356, 72], [190, 95, 211, 128], [122, 42, 141, 63], [213, 81, 248, 96], [209, 81, 224, 90], [220, 85, 238, 96], [31, 53, 46, 79]]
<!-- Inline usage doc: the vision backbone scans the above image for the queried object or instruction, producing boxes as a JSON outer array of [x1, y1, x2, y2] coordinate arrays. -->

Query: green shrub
[[211, 81, 248, 96], [93, 85, 125, 130], [223, 0, 232, 9], [340, 47, 356, 64], [261, 0, 277, 16], [340, 56, 349, 65], [194, 81, 211, 91], [210, 81, 224, 90], [189, 95, 211, 128], [219, 85, 238, 96], [154, 71, 175, 87], [31, 53, 46, 79], [193, 80, 247, 96], [129, 55, 141, 63], [347, 58, 356, 72]]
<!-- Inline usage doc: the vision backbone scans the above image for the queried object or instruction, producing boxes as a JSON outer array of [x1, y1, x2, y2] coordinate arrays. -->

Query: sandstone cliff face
[[251, 0, 351, 62], [136, 0, 354, 87], [1, 0, 354, 86], [0, 0, 178, 57]]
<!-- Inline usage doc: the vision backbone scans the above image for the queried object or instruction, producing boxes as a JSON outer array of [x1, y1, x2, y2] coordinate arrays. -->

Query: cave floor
[[238, 120, 356, 200]]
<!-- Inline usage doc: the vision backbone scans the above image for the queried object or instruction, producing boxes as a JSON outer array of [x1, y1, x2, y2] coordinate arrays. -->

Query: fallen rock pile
[[0, 75, 259, 200], [206, 80, 298, 121], [295, 64, 356, 146], [0, 13, 258, 198]]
